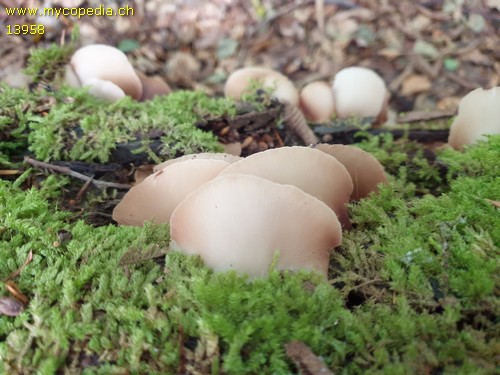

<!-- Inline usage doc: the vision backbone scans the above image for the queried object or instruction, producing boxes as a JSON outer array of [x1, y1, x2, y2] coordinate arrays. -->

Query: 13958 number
[[6, 24, 45, 35]]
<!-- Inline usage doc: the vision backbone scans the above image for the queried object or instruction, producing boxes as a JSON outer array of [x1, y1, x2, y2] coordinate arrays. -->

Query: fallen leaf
[[7, 250, 33, 280], [285, 340, 333, 375], [401, 74, 432, 96], [467, 14, 486, 33], [5, 281, 29, 305], [413, 40, 439, 59], [0, 296, 25, 317]]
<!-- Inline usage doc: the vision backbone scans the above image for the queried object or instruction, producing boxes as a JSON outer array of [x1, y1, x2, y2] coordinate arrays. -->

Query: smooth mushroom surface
[[66, 44, 143, 100], [113, 159, 230, 226], [83, 78, 126, 102], [332, 66, 389, 123], [170, 174, 342, 278], [313, 144, 387, 201], [218, 146, 353, 227], [136, 72, 171, 101], [448, 86, 500, 150], [153, 152, 242, 172], [224, 67, 299, 106], [299, 81, 335, 122]]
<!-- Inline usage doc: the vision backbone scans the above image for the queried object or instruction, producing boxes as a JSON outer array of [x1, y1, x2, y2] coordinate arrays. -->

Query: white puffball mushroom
[[313, 144, 388, 201], [66, 44, 143, 100], [112, 159, 230, 226], [299, 81, 335, 122], [170, 174, 342, 278], [332, 66, 389, 124], [224, 67, 299, 106], [448, 87, 500, 150], [218, 146, 353, 228]]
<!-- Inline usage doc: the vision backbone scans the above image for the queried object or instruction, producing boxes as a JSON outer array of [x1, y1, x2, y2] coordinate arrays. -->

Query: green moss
[[27, 87, 233, 163], [1, 137, 499, 374], [0, 84, 235, 165], [1, 41, 237, 166]]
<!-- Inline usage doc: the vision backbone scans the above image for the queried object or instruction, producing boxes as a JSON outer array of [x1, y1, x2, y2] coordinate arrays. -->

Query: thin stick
[[24, 156, 131, 190]]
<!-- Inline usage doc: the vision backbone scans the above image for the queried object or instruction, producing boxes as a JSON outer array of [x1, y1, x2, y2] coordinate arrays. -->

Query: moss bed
[[0, 44, 498, 374]]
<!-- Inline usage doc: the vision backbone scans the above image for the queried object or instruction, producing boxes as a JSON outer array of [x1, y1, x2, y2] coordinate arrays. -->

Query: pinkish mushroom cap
[[218, 146, 353, 228], [313, 144, 388, 200], [448, 87, 500, 150], [113, 159, 229, 226], [299, 81, 335, 122], [66, 44, 143, 100], [170, 174, 342, 278], [224, 67, 299, 105], [153, 152, 242, 172]]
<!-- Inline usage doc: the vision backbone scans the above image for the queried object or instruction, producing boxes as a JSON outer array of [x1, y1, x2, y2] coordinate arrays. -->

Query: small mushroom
[[66, 44, 143, 100], [113, 159, 230, 226], [225, 68, 319, 144], [448, 87, 500, 150], [170, 174, 342, 278], [153, 152, 242, 172], [218, 146, 353, 228], [224, 67, 299, 105], [313, 144, 387, 201], [332, 66, 389, 124], [136, 72, 171, 101], [83, 78, 126, 102], [299, 81, 335, 122]]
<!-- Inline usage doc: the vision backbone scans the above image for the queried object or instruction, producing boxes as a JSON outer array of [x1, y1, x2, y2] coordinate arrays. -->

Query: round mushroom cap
[[67, 44, 143, 100], [170, 174, 342, 278], [299, 81, 335, 122], [113, 159, 230, 226], [153, 152, 242, 172], [332, 66, 388, 120], [219, 146, 353, 227], [84, 78, 126, 102], [448, 87, 500, 150], [224, 67, 299, 105], [313, 144, 387, 200]]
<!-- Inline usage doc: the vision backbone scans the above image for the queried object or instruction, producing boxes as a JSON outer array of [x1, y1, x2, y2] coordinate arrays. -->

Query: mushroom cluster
[[65, 44, 171, 102], [447, 86, 500, 150], [113, 145, 387, 278], [225, 65, 389, 127]]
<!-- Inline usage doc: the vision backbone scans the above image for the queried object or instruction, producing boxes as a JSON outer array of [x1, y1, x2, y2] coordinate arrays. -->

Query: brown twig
[[398, 109, 456, 123], [24, 156, 130, 190]]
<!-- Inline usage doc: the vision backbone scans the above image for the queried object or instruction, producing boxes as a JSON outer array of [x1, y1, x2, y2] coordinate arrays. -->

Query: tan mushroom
[[224, 67, 299, 105], [299, 81, 335, 122], [448, 87, 500, 150], [170, 174, 342, 278], [113, 159, 230, 226], [153, 152, 242, 172], [313, 144, 387, 200], [66, 44, 142, 100], [224, 67, 318, 144], [332, 66, 389, 124], [218, 146, 353, 228], [136, 72, 171, 101]]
